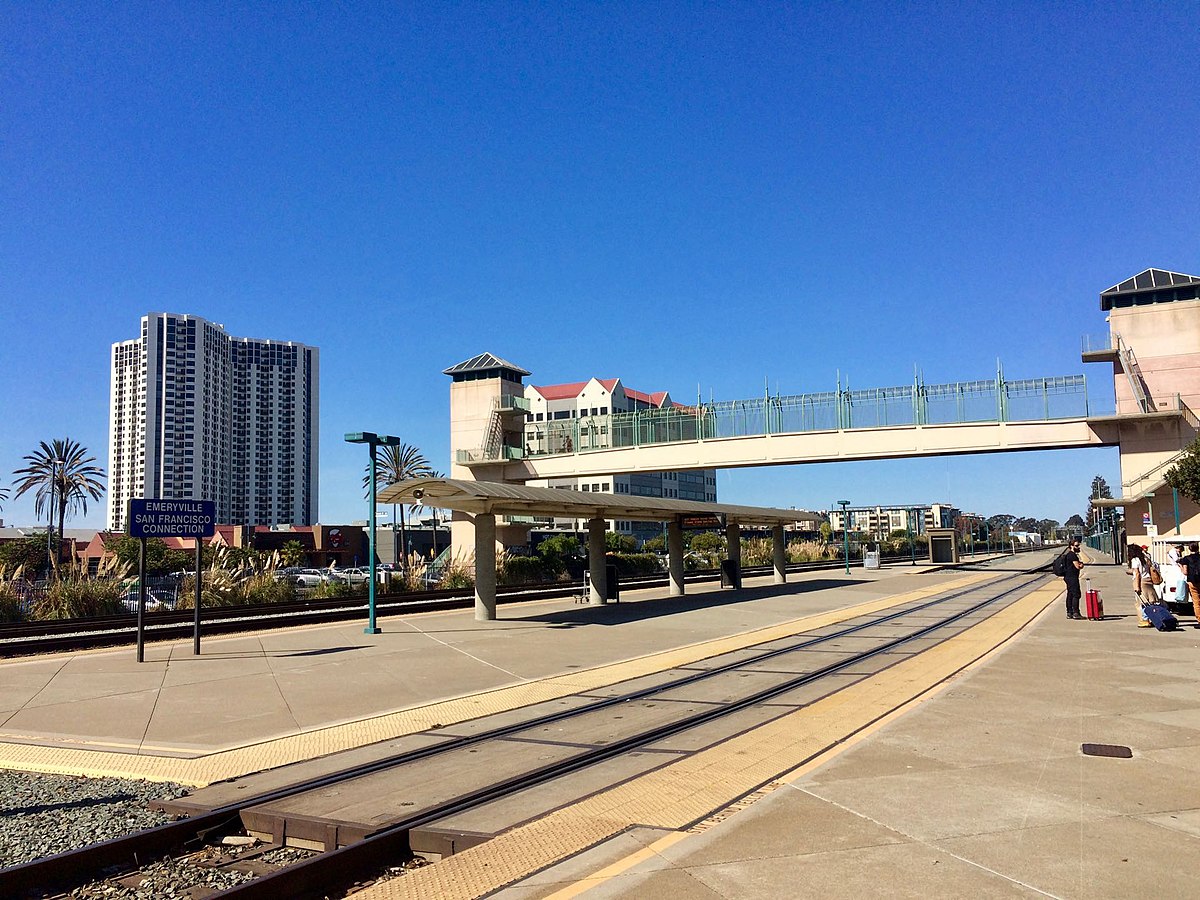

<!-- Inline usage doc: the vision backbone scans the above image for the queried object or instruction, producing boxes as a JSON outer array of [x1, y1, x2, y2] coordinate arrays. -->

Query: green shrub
[[32, 576, 125, 620], [607, 553, 662, 577], [787, 540, 833, 563], [0, 582, 27, 623], [689, 531, 725, 554], [243, 573, 298, 605], [437, 555, 475, 590], [499, 555, 549, 585], [312, 580, 352, 599], [177, 571, 244, 608], [740, 538, 773, 566]]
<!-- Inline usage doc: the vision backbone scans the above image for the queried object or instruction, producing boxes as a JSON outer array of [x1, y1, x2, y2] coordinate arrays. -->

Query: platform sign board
[[127, 498, 214, 662], [128, 499, 215, 538], [681, 513, 725, 530]]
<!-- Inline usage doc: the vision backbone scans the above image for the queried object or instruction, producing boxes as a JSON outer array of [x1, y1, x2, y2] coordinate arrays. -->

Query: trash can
[[584, 566, 621, 601], [720, 559, 742, 589], [605, 563, 620, 601], [863, 550, 880, 569]]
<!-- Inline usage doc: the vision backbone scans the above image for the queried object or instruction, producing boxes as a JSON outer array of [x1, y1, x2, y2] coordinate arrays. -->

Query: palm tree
[[417, 469, 446, 564], [12, 439, 106, 562], [363, 442, 433, 568]]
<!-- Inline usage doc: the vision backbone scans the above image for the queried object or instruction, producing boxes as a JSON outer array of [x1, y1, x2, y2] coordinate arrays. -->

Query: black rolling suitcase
[[1143, 603, 1178, 632]]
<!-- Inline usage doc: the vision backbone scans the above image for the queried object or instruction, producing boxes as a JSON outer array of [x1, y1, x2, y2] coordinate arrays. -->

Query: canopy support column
[[668, 519, 685, 596], [474, 513, 496, 621], [726, 521, 742, 588], [772, 525, 787, 584], [587, 518, 607, 605]]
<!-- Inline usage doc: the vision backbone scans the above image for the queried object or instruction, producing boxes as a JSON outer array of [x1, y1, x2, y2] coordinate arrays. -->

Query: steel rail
[[0, 557, 1048, 898]]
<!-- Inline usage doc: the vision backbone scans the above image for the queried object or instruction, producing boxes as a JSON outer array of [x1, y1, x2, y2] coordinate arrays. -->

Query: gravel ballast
[[0, 770, 190, 868]]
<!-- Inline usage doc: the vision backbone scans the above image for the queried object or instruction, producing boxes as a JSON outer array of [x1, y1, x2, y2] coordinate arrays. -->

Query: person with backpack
[[1127, 543, 1156, 628], [1180, 542, 1200, 621], [1059, 539, 1085, 619]]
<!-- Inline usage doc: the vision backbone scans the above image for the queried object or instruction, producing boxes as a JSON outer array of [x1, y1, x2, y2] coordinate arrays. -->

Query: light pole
[[837, 500, 851, 575], [345, 432, 401, 634]]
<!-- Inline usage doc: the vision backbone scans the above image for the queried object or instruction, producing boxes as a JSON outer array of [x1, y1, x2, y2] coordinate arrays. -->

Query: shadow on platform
[[520, 578, 868, 627]]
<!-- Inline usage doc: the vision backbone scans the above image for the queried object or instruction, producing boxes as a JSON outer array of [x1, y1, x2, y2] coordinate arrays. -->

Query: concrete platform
[[492, 557, 1200, 900], [0, 558, 1002, 785], [7, 550, 1175, 900]]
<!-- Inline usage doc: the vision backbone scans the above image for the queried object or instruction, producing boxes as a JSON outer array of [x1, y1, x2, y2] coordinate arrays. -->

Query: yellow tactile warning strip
[[0, 572, 996, 786], [347, 581, 1059, 900]]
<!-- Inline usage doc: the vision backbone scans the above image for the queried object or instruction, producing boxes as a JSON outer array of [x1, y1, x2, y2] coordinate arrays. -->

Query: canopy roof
[[378, 478, 811, 526], [442, 352, 530, 377]]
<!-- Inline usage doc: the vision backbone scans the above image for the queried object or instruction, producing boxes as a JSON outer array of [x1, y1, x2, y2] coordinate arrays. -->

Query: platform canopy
[[378, 477, 811, 526]]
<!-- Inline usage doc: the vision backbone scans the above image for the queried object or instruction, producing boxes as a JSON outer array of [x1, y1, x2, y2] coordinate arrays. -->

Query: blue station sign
[[128, 499, 216, 539]]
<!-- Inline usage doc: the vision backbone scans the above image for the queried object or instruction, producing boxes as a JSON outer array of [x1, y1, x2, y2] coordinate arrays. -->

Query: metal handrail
[[1081, 333, 1115, 353]]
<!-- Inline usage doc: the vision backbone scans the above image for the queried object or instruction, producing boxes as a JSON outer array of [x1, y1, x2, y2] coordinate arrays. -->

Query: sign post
[[128, 499, 215, 662]]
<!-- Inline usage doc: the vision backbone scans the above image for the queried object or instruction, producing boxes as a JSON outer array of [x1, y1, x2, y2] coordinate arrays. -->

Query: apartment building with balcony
[[827, 503, 959, 540], [108, 313, 319, 531], [444, 354, 718, 548], [523, 377, 717, 541]]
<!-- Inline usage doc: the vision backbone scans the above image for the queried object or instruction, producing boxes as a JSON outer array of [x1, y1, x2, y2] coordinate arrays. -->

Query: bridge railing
[[523, 373, 1091, 456]]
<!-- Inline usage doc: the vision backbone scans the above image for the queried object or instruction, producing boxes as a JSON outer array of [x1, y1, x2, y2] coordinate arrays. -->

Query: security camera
[[413, 489, 425, 500]]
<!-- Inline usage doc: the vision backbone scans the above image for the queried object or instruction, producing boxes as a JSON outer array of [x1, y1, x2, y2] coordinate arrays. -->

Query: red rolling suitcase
[[1085, 579, 1103, 620]]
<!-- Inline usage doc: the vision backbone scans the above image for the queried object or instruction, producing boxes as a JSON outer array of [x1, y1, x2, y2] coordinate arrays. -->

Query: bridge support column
[[726, 522, 742, 587], [473, 513, 497, 621], [772, 525, 786, 584], [587, 518, 607, 605], [668, 519, 685, 596]]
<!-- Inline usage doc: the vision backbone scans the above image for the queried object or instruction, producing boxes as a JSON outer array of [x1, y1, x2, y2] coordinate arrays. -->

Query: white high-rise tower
[[108, 313, 319, 531]]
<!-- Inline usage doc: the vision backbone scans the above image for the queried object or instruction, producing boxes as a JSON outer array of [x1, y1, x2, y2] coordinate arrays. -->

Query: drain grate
[[1081, 743, 1133, 758]]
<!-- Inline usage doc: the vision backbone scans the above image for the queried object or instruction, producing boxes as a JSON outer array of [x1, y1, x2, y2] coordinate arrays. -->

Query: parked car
[[122, 588, 177, 613], [291, 569, 331, 588], [1156, 560, 1191, 612], [335, 567, 372, 585]]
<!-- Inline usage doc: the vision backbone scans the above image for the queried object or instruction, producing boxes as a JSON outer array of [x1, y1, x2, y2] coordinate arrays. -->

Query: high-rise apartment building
[[108, 313, 319, 531]]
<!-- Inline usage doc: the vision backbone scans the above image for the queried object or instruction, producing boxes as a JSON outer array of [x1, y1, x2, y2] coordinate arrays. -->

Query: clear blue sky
[[2, 2, 1197, 530]]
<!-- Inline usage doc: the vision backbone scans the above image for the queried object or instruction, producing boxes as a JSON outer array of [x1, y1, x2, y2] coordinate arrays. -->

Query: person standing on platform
[[1127, 544, 1154, 627], [1062, 539, 1084, 619], [1179, 542, 1200, 622]]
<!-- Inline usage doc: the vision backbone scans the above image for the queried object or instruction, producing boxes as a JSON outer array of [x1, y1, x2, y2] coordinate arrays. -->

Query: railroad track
[[0, 555, 1051, 899]]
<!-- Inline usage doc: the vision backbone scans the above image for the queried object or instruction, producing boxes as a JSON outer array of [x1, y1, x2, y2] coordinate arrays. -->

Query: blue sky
[[2, 2, 1197, 530]]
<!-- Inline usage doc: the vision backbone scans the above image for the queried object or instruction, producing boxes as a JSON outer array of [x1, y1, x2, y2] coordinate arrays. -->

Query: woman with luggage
[[1127, 544, 1154, 628]]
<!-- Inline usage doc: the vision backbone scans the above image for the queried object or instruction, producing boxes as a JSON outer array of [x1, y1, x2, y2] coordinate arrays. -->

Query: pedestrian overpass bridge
[[458, 370, 1189, 482]]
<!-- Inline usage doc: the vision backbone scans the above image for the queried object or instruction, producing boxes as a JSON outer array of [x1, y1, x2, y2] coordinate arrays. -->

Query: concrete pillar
[[668, 519, 685, 596], [587, 518, 607, 605], [473, 513, 497, 621], [772, 525, 786, 584], [726, 522, 742, 589]]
